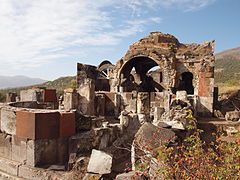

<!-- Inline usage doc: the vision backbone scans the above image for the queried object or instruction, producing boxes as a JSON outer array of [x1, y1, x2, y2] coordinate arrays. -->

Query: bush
[[156, 126, 240, 179]]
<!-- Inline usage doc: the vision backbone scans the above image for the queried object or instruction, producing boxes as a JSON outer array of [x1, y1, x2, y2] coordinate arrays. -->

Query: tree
[[70, 79, 77, 89], [0, 92, 6, 102]]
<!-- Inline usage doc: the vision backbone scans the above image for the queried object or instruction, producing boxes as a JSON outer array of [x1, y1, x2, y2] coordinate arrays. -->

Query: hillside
[[0, 75, 47, 89], [215, 47, 240, 60], [215, 47, 240, 83], [0, 76, 76, 97], [215, 47, 240, 93]]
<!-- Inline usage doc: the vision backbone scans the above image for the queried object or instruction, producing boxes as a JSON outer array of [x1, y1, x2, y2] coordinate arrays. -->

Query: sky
[[0, 0, 239, 80]]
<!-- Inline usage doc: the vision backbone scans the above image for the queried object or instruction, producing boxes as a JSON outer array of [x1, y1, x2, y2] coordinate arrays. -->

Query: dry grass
[[215, 83, 240, 94]]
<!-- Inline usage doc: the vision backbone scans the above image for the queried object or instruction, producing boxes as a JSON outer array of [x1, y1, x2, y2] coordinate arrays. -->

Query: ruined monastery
[[0, 32, 239, 179]]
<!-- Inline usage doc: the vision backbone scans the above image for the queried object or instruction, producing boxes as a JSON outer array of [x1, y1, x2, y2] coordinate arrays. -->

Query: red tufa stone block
[[198, 77, 211, 97], [16, 111, 60, 139], [59, 112, 76, 137], [44, 89, 57, 102]]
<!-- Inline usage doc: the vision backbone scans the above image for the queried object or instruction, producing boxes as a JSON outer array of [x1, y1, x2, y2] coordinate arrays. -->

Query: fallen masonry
[[0, 31, 240, 179]]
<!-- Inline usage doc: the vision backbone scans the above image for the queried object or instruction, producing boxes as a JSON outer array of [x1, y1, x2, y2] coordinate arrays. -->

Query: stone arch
[[118, 53, 164, 80], [117, 55, 167, 92]]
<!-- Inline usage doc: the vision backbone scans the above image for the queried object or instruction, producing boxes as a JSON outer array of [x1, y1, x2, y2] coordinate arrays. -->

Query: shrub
[[156, 122, 240, 179]]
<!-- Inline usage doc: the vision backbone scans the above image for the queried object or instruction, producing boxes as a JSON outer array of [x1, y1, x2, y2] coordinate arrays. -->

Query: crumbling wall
[[77, 63, 98, 115], [109, 31, 215, 118]]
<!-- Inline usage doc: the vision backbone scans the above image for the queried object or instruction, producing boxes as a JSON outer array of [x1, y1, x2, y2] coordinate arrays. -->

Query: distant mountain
[[0, 76, 76, 96], [215, 47, 240, 84], [215, 47, 240, 60], [0, 75, 47, 89]]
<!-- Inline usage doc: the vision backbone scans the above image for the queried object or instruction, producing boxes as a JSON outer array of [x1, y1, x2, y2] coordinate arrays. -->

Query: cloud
[[119, 0, 216, 12], [0, 0, 215, 73]]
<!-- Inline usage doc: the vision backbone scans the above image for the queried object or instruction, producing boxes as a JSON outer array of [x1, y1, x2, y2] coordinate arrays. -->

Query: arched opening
[[95, 60, 113, 92], [98, 60, 113, 78], [119, 57, 165, 92], [177, 72, 194, 94]]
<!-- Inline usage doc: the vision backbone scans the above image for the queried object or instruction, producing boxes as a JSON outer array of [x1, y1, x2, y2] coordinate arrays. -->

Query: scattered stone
[[68, 153, 77, 170], [225, 111, 240, 121], [134, 122, 176, 152], [116, 171, 145, 180], [226, 126, 239, 136], [87, 149, 112, 174], [171, 121, 185, 130], [156, 121, 171, 128], [82, 173, 102, 180], [47, 165, 66, 171], [176, 91, 188, 101]]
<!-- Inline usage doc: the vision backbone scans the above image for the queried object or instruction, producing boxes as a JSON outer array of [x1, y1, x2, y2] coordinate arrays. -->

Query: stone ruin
[[77, 31, 215, 119], [0, 31, 239, 179]]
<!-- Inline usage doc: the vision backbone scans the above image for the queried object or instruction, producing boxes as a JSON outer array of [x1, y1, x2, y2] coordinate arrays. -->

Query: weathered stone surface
[[12, 135, 27, 163], [87, 149, 112, 174], [20, 89, 39, 102], [78, 78, 95, 115], [197, 96, 214, 117], [69, 131, 97, 154], [99, 133, 110, 150], [176, 91, 188, 101], [116, 171, 145, 180], [69, 126, 119, 154], [134, 122, 176, 153], [26, 139, 57, 167], [57, 137, 69, 165], [0, 133, 12, 159], [226, 126, 239, 136], [0, 170, 23, 180], [153, 107, 165, 124], [95, 93, 105, 116], [43, 89, 57, 103], [59, 112, 76, 137], [104, 92, 117, 116], [75, 113, 92, 132], [225, 111, 240, 121], [0, 106, 1, 131], [63, 90, 78, 111], [172, 123, 185, 130], [1, 108, 16, 135], [119, 110, 129, 128], [0, 157, 21, 176], [18, 165, 48, 180], [47, 165, 65, 171], [16, 111, 60, 139], [137, 92, 150, 115], [82, 173, 102, 180], [120, 92, 137, 113]]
